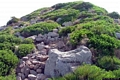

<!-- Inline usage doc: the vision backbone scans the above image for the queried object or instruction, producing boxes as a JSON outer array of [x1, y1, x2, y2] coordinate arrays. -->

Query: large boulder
[[44, 46, 92, 77]]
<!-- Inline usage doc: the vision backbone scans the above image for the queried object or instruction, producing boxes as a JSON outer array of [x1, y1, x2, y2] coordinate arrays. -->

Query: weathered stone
[[56, 18, 62, 22], [40, 62, 45, 69], [32, 60, 40, 64], [24, 68, 30, 77], [62, 21, 73, 27], [36, 74, 47, 80], [22, 56, 29, 61], [16, 68, 21, 73], [37, 44, 44, 51], [21, 67, 25, 73], [27, 35, 37, 40], [21, 74, 25, 80], [36, 69, 42, 73], [116, 32, 120, 39], [17, 76, 22, 80], [40, 56, 49, 62], [36, 37, 44, 42], [26, 60, 32, 65], [29, 64, 35, 69], [28, 74, 36, 80], [18, 73, 22, 77], [34, 64, 40, 70], [19, 61, 25, 68], [53, 29, 58, 33], [47, 32, 59, 38], [44, 46, 92, 77], [39, 49, 47, 55], [24, 78, 29, 80], [30, 70, 37, 75], [56, 41, 65, 49]]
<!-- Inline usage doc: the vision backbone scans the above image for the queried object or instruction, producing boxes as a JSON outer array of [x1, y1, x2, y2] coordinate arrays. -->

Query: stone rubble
[[16, 28, 92, 80]]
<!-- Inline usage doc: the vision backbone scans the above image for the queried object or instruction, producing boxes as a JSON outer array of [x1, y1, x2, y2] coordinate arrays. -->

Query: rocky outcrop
[[44, 46, 92, 77], [16, 53, 48, 80], [35, 29, 59, 43]]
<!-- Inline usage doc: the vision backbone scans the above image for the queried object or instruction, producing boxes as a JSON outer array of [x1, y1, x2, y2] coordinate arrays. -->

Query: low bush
[[59, 26, 76, 36], [20, 22, 60, 37], [0, 35, 22, 44], [22, 38, 34, 44], [89, 34, 120, 56], [70, 29, 93, 45], [0, 50, 18, 76], [97, 56, 120, 71], [16, 44, 35, 58]]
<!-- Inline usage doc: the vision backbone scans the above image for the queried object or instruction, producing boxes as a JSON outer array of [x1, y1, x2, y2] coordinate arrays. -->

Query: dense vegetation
[[1, 1, 120, 80], [49, 64, 120, 80], [20, 21, 60, 37]]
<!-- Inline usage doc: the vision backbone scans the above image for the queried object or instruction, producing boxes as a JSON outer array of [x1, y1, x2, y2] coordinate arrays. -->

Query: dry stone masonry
[[16, 28, 92, 80], [16, 53, 48, 80]]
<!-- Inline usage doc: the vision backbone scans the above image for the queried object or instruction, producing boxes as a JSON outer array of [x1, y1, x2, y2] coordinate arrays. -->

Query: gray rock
[[24, 78, 29, 80], [26, 60, 32, 65], [27, 35, 37, 40], [62, 21, 73, 27], [16, 76, 22, 80], [36, 44, 44, 51], [21, 74, 25, 80], [47, 32, 59, 38], [53, 29, 58, 33], [36, 74, 47, 80], [22, 57, 29, 61], [30, 70, 37, 75], [44, 46, 92, 77], [56, 41, 65, 49], [56, 18, 62, 22], [36, 69, 42, 73], [32, 60, 40, 64], [28, 74, 36, 80], [116, 32, 120, 39], [24, 68, 30, 77]]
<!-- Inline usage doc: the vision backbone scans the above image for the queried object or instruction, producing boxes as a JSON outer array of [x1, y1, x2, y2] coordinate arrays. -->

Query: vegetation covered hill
[[1, 1, 120, 80]]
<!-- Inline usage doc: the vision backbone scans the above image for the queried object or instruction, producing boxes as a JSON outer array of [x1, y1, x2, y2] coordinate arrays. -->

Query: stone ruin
[[16, 28, 92, 80]]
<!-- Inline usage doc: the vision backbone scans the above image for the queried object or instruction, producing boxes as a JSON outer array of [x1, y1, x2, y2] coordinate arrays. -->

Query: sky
[[0, 0, 120, 26]]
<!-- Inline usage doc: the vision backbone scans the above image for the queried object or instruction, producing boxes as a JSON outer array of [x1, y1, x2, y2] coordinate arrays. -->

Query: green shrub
[[50, 65, 107, 80], [70, 29, 93, 45], [103, 71, 115, 79], [89, 34, 120, 56], [74, 64, 105, 80], [7, 17, 19, 25], [97, 56, 120, 71], [16, 44, 35, 58], [108, 12, 120, 19], [113, 69, 120, 78], [0, 35, 22, 44], [20, 22, 60, 37], [0, 42, 15, 51], [59, 26, 76, 36], [43, 9, 79, 24], [73, 2, 93, 11], [0, 74, 16, 80], [0, 50, 18, 76], [22, 38, 34, 44], [0, 71, 16, 80]]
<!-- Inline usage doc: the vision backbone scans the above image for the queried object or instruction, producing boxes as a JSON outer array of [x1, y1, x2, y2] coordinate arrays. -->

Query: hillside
[[0, 1, 120, 80]]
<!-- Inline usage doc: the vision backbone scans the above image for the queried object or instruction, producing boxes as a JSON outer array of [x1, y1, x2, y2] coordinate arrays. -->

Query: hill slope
[[0, 1, 120, 80]]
